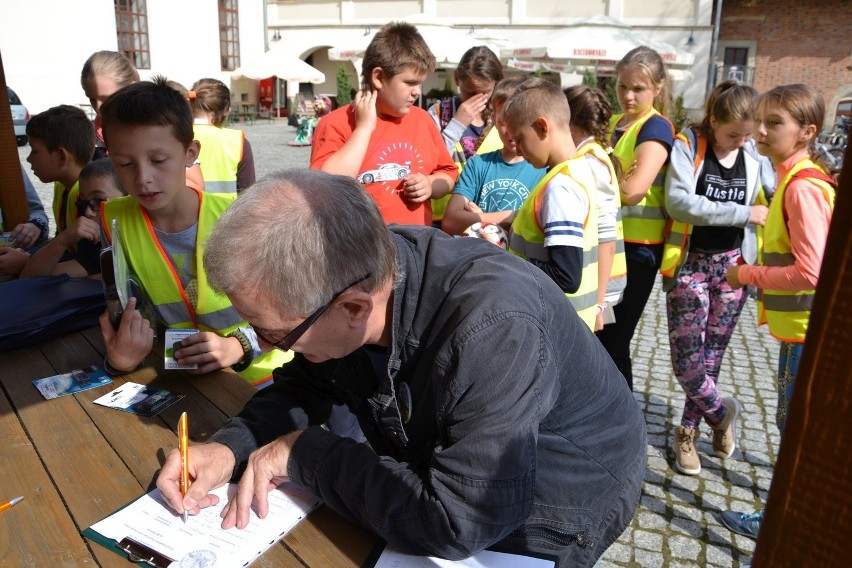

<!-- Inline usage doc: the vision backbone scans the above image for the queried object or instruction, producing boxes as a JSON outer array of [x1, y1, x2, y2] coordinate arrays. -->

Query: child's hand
[[401, 172, 432, 203], [59, 216, 101, 248], [463, 199, 484, 215], [726, 265, 745, 289], [100, 297, 154, 373], [748, 205, 769, 226], [455, 93, 490, 127], [10, 222, 40, 248], [175, 332, 244, 374], [620, 159, 639, 183], [0, 247, 30, 278], [353, 88, 377, 132]]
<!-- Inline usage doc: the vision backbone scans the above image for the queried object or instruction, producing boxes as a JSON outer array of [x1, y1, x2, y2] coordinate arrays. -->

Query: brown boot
[[710, 397, 741, 458], [673, 426, 701, 475]]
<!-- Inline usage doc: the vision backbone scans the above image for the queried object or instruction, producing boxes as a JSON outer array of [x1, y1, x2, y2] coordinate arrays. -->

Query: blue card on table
[[33, 365, 113, 400]]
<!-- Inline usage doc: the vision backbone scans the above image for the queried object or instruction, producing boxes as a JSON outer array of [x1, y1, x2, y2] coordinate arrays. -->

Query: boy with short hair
[[21, 159, 125, 278], [310, 22, 457, 226], [97, 77, 289, 387], [503, 79, 601, 330], [25, 105, 96, 234], [441, 77, 546, 234]]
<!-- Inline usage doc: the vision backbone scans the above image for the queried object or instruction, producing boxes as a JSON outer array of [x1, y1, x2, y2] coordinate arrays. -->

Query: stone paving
[[19, 120, 782, 567]]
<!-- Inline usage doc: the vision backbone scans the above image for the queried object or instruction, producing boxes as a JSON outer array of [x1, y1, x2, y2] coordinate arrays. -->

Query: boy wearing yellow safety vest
[[25, 105, 96, 237], [97, 77, 290, 388], [723, 84, 836, 541], [503, 79, 600, 331]]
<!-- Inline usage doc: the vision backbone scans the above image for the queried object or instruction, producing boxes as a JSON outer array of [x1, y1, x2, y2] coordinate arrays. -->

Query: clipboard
[[82, 484, 319, 568], [81, 498, 152, 567]]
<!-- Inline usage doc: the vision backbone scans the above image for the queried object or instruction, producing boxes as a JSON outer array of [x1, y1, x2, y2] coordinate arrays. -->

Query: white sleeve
[[540, 172, 589, 249], [585, 155, 619, 243]]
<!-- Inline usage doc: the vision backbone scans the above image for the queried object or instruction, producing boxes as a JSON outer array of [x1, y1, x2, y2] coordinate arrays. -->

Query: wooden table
[[0, 328, 377, 567]]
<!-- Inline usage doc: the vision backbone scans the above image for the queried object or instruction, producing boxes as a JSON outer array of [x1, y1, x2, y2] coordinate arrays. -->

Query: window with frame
[[219, 0, 241, 71], [114, 0, 150, 69], [723, 47, 749, 67]]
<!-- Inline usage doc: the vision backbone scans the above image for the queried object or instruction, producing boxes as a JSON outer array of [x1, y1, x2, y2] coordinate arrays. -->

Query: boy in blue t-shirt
[[441, 77, 546, 235]]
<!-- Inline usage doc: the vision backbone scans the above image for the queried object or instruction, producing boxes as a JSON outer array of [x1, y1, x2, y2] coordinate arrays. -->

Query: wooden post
[[0, 49, 28, 230], [752, 147, 851, 565]]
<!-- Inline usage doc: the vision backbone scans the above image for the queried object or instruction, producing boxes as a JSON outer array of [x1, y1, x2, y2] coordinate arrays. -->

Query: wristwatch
[[228, 329, 254, 372]]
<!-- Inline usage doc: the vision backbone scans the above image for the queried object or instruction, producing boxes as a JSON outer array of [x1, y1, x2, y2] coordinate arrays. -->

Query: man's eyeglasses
[[75, 197, 108, 216], [253, 273, 371, 351]]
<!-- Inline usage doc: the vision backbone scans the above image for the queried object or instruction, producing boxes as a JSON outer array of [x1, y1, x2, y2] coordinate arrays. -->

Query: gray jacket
[[210, 226, 646, 567], [663, 127, 775, 288]]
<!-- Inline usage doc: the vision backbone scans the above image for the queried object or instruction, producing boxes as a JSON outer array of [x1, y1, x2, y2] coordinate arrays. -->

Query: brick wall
[[719, 0, 852, 124]]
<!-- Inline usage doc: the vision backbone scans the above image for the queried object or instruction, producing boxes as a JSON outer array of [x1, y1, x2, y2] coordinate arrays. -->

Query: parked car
[[8, 86, 29, 146]]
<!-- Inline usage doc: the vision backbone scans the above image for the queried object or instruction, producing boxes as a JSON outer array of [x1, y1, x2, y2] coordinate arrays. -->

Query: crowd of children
[[1, 19, 840, 557]]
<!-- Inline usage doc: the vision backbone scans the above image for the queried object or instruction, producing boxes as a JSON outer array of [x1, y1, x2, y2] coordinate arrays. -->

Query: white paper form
[[89, 483, 319, 567], [372, 545, 556, 568]]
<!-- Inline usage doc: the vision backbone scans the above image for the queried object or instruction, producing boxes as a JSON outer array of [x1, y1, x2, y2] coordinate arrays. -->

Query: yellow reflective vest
[[609, 109, 673, 244], [193, 123, 244, 193], [52, 180, 80, 233], [509, 158, 600, 330], [101, 188, 292, 385], [757, 159, 835, 342], [576, 140, 627, 287]]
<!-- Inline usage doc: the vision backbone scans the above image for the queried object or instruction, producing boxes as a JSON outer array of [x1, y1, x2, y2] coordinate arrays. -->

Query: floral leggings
[[666, 249, 747, 429]]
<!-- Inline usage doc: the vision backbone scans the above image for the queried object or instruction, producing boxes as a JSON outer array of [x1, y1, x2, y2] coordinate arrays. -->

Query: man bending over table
[[155, 168, 646, 567]]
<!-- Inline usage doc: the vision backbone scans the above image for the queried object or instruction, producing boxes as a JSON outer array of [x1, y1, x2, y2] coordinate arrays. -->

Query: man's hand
[[0, 247, 30, 278], [156, 442, 236, 517], [220, 430, 304, 530], [59, 216, 101, 249], [726, 265, 745, 289], [402, 172, 432, 203], [749, 205, 769, 226], [454, 92, 489, 127], [353, 89, 377, 133], [176, 332, 244, 374], [10, 222, 41, 249], [99, 297, 154, 372]]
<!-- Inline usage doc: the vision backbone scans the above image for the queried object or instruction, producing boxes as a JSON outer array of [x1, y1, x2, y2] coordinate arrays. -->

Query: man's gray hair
[[204, 169, 397, 317]]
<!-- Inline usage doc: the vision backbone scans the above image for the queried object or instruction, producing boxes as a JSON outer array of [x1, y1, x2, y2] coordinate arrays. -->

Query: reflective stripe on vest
[[609, 109, 673, 244], [576, 140, 627, 286], [509, 158, 600, 330], [101, 190, 292, 385], [757, 158, 835, 342], [661, 130, 706, 277], [193, 123, 244, 193]]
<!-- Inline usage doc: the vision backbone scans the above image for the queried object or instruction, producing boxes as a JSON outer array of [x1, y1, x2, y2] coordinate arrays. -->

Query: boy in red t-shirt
[[310, 22, 457, 226]]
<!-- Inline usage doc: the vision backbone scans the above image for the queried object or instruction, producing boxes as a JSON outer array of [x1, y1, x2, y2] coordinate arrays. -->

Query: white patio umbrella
[[329, 17, 511, 70], [501, 15, 694, 68], [231, 47, 325, 83]]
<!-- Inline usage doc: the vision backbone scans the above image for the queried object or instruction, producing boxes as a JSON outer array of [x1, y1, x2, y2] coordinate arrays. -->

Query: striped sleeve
[[540, 172, 589, 249]]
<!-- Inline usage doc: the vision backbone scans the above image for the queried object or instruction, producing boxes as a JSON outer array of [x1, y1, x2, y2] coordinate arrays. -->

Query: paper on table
[[88, 483, 319, 567], [372, 545, 556, 568]]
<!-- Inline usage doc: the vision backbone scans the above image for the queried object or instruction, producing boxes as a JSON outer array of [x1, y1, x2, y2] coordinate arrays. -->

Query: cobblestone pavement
[[19, 120, 781, 567]]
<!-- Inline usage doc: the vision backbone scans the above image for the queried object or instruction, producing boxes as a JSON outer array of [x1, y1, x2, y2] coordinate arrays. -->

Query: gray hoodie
[[663, 126, 775, 289]]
